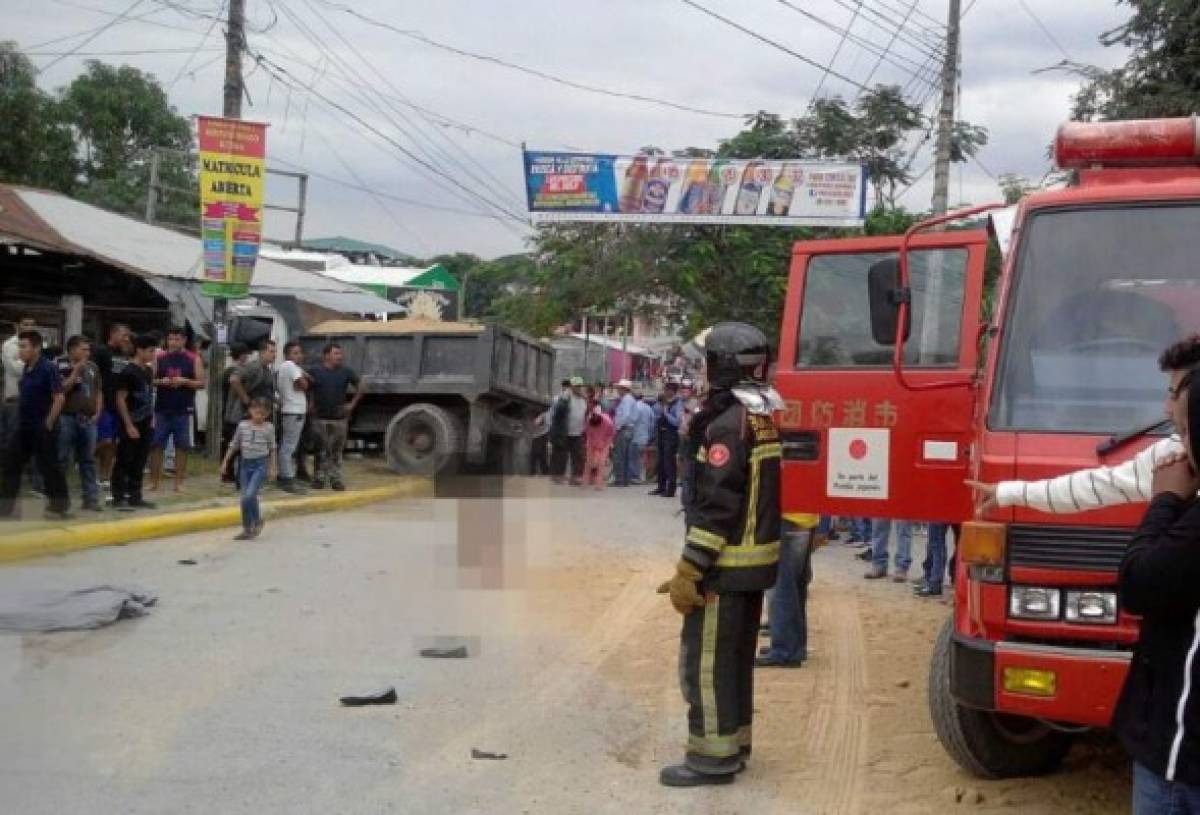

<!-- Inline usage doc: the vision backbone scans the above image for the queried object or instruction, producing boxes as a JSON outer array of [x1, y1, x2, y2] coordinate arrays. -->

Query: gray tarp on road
[[0, 585, 157, 632]]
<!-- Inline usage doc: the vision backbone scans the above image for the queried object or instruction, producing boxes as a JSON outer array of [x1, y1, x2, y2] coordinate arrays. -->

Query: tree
[[59, 60, 195, 223], [0, 42, 77, 192], [1071, 0, 1200, 120]]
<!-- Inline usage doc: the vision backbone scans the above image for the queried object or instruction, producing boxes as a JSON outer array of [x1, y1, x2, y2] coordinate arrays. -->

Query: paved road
[[0, 481, 1130, 814]]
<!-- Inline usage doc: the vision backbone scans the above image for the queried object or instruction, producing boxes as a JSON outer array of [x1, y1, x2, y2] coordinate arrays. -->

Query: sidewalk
[[0, 456, 428, 563]]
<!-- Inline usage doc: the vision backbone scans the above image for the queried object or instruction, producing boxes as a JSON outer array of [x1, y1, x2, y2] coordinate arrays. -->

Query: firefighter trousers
[[678, 589, 763, 774]]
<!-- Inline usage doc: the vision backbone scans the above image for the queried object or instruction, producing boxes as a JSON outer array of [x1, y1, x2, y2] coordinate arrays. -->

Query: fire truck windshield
[[990, 203, 1200, 434]]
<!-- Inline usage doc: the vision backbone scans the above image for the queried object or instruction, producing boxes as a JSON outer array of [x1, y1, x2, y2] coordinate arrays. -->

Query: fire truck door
[[774, 230, 989, 523]]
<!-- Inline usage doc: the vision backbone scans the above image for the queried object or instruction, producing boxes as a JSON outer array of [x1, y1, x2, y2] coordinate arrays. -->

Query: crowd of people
[[0, 317, 366, 539], [535, 375, 702, 496]]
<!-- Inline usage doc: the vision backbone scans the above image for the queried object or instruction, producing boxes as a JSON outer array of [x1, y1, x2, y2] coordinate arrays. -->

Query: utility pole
[[206, 0, 246, 458], [930, 0, 961, 216], [145, 150, 161, 224]]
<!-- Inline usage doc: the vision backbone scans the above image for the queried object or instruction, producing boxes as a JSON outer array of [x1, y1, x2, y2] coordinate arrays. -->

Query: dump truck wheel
[[929, 618, 1073, 779], [385, 404, 463, 475]]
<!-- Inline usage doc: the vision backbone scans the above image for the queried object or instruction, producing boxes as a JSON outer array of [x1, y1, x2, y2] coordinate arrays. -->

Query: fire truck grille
[[1007, 525, 1131, 573]]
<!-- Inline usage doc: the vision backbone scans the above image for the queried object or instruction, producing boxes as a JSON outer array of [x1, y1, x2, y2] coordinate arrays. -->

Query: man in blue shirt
[[650, 381, 684, 498], [0, 330, 70, 518], [611, 379, 638, 487], [633, 393, 656, 484]]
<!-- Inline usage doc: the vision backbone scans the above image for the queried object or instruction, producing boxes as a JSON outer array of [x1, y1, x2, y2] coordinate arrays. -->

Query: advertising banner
[[523, 151, 867, 227], [197, 116, 267, 298]]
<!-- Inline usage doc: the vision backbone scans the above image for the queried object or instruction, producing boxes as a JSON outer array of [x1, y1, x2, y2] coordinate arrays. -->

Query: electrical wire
[[1016, 0, 1072, 61], [311, 0, 746, 120], [808, 0, 861, 102], [315, 130, 434, 254], [827, 0, 943, 62], [246, 48, 528, 224], [681, 0, 870, 92], [777, 0, 939, 92], [29, 1, 197, 49], [292, 0, 527, 214], [859, 0, 924, 90], [36, 0, 147, 72], [169, 0, 227, 89], [250, 43, 521, 151], [26, 46, 223, 56], [260, 0, 526, 220]]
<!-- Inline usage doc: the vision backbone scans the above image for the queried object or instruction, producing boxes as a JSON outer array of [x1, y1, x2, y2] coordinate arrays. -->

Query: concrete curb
[[0, 479, 430, 564]]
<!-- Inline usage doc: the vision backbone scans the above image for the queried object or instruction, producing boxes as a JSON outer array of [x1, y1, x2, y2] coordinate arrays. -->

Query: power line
[[169, 0, 227, 89], [809, 0, 861, 102], [311, 0, 746, 120], [292, 0, 527, 214], [315, 130, 434, 254], [29, 1, 197, 50], [681, 0, 871, 92], [260, 0, 526, 221], [36, 0, 147, 72], [250, 44, 521, 148], [860, 0, 927, 90], [827, 0, 943, 62], [1016, 0, 1072, 61], [776, 0, 939, 94], [246, 48, 528, 223], [26, 46, 223, 56]]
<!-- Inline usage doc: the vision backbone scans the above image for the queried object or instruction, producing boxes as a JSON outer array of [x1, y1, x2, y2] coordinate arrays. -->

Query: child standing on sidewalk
[[221, 397, 276, 540], [582, 407, 615, 490]]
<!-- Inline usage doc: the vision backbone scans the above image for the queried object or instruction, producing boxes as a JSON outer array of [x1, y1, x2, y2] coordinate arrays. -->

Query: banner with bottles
[[198, 115, 267, 298], [522, 151, 867, 227]]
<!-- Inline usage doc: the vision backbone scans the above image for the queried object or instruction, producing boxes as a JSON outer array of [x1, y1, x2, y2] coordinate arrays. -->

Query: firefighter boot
[[659, 764, 738, 787]]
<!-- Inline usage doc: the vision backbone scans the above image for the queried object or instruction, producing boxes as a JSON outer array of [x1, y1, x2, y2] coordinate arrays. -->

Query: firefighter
[[657, 322, 782, 787]]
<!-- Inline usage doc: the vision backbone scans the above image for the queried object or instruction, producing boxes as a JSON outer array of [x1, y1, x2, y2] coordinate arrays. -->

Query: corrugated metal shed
[[0, 184, 403, 332]]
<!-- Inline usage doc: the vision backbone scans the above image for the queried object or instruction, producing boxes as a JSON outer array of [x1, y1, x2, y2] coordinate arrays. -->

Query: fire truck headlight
[[1064, 591, 1118, 624], [1009, 586, 1061, 620]]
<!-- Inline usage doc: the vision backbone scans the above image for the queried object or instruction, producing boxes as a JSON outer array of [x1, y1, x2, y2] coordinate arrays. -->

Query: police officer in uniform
[[658, 322, 783, 787]]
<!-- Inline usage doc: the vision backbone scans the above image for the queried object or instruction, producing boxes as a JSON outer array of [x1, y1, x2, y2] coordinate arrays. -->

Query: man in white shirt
[[967, 336, 1199, 515], [1, 317, 36, 448], [274, 341, 310, 494], [565, 376, 588, 485]]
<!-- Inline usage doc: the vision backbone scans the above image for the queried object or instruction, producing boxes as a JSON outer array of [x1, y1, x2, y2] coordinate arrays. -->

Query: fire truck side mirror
[[867, 258, 911, 346]]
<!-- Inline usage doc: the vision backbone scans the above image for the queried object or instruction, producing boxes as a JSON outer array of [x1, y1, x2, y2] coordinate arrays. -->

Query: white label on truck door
[[827, 428, 889, 499]]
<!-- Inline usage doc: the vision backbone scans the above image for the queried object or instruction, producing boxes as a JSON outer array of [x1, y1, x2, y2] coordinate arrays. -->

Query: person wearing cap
[[548, 379, 572, 483], [612, 378, 638, 487], [564, 376, 588, 485]]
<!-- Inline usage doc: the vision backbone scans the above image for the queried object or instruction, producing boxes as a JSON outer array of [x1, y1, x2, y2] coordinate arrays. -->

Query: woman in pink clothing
[[582, 407, 615, 490]]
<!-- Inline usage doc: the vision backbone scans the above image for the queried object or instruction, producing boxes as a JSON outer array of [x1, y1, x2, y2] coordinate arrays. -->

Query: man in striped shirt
[[967, 336, 1200, 515]]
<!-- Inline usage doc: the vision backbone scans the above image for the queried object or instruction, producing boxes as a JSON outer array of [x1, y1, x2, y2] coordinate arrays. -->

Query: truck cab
[[775, 117, 1200, 778]]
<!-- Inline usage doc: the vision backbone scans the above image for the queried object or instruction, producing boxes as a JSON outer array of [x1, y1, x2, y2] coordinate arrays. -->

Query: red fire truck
[[775, 117, 1200, 778]]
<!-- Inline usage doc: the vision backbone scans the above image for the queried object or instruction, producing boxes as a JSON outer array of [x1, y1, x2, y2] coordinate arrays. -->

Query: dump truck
[[300, 319, 555, 475], [775, 117, 1200, 778]]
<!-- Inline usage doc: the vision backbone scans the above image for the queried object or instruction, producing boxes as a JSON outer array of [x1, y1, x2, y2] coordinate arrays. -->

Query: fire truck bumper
[[950, 632, 1131, 728]]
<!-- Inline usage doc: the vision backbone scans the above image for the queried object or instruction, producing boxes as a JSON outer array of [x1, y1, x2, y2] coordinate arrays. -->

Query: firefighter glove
[[656, 558, 706, 615]]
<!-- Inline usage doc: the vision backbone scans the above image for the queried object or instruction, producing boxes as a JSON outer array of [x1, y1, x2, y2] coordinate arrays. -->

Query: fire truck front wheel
[[929, 619, 1073, 779]]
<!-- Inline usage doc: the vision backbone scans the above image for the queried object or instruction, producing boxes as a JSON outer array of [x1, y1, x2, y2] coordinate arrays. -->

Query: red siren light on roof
[[1055, 117, 1200, 169]]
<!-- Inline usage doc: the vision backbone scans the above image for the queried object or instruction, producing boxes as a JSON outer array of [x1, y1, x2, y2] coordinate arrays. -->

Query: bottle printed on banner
[[768, 164, 799, 216], [734, 161, 769, 215], [706, 160, 734, 214], [641, 159, 672, 214], [619, 157, 649, 213], [677, 160, 711, 215]]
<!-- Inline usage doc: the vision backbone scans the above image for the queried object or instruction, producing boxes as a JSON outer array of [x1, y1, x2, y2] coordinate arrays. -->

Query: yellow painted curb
[[0, 478, 430, 564]]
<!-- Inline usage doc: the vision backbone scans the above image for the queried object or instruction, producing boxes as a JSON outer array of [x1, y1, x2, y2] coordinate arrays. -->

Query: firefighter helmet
[[702, 322, 770, 389]]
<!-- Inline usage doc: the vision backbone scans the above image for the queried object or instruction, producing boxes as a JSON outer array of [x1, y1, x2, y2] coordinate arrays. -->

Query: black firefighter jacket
[[681, 388, 781, 593]]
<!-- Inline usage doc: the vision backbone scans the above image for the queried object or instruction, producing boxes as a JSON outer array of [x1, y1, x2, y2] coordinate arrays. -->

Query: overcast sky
[[11, 0, 1132, 259]]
